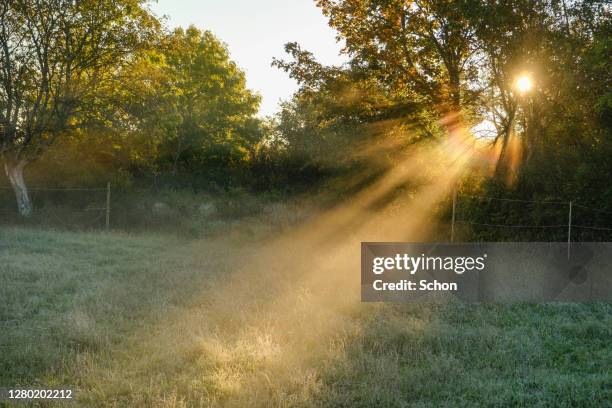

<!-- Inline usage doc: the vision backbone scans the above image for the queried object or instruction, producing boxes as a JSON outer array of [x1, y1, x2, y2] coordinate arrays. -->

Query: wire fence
[[0, 184, 610, 242], [0, 184, 110, 230], [451, 191, 612, 243]]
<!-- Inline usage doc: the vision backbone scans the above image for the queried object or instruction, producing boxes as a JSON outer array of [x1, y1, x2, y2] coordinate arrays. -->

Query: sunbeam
[[78, 112, 484, 405]]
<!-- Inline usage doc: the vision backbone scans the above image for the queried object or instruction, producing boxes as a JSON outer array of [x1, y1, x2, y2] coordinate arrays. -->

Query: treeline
[[0, 0, 286, 217], [271, 0, 611, 240], [1, 0, 611, 240], [36, 26, 267, 190]]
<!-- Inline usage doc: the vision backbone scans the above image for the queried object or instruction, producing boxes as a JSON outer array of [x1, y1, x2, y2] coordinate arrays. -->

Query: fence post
[[105, 182, 111, 231], [567, 200, 572, 260], [451, 186, 457, 242]]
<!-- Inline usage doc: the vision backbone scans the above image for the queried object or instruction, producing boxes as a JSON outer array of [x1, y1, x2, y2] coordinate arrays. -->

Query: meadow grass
[[0, 224, 610, 407]]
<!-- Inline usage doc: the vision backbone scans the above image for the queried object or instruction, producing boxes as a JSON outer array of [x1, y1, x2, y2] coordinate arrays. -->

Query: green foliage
[[2, 0, 610, 229], [317, 0, 480, 111], [20, 24, 266, 192], [271, 0, 612, 241], [0, 1, 266, 198], [153, 27, 262, 175], [457, 1, 612, 241], [271, 42, 443, 186], [0, 0, 158, 161]]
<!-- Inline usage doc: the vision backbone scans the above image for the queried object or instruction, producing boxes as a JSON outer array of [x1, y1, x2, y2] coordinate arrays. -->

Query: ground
[[0, 221, 610, 407]]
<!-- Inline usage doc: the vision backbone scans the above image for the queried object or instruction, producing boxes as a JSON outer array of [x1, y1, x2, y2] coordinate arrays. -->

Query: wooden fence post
[[105, 182, 111, 231]]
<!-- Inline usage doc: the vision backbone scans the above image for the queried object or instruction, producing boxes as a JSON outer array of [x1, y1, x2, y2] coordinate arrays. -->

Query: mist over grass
[[1, 223, 610, 407], [0, 1, 610, 406]]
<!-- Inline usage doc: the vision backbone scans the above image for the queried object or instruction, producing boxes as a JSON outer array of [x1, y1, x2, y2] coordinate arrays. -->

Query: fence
[[0, 183, 225, 233], [450, 188, 612, 257], [0, 183, 611, 246], [0, 183, 111, 230]]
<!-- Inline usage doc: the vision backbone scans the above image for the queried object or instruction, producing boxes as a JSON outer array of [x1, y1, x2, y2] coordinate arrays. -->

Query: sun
[[516, 75, 533, 93]]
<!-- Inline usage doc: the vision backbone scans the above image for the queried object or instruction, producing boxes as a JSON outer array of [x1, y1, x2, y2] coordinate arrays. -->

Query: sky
[[150, 0, 347, 117]]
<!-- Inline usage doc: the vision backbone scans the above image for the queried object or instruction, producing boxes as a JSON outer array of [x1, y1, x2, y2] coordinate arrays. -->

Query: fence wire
[[0, 185, 109, 229], [0, 186, 610, 240], [452, 192, 612, 241]]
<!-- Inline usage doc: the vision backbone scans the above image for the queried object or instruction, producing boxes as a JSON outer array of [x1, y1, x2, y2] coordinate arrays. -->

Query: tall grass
[[1, 221, 610, 407]]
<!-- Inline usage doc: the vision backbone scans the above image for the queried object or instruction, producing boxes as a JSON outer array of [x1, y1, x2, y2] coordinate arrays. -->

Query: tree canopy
[[0, 0, 158, 214], [0, 0, 610, 240], [272, 0, 611, 239]]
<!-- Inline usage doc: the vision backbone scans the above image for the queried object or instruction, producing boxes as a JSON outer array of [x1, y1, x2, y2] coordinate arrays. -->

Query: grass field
[[1, 219, 611, 407]]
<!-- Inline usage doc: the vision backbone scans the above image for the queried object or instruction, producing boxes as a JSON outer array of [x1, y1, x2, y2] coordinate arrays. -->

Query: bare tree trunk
[[4, 160, 32, 217]]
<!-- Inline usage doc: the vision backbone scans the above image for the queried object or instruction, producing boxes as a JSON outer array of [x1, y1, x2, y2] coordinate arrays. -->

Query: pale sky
[[149, 0, 347, 117]]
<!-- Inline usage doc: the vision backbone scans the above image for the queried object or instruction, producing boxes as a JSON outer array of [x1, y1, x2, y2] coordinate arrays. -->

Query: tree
[[465, 0, 550, 174], [470, 1, 608, 172], [0, 0, 157, 215], [317, 0, 479, 112], [273, 41, 440, 183], [274, 0, 611, 242], [152, 27, 261, 179]]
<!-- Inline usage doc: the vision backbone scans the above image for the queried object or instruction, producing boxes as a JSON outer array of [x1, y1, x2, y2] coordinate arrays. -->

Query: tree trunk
[[5, 160, 32, 217], [448, 68, 461, 112]]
